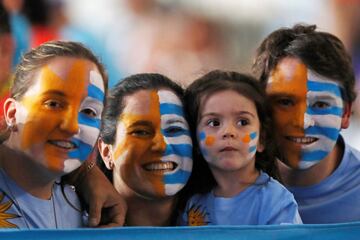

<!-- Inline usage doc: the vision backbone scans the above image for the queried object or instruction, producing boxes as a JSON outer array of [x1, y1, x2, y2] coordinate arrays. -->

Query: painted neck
[[0, 144, 55, 199], [279, 141, 344, 187]]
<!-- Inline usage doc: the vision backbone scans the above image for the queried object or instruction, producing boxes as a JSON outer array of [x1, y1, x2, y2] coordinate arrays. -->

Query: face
[[266, 57, 346, 169], [110, 89, 192, 198], [7, 57, 105, 174], [197, 90, 261, 174]]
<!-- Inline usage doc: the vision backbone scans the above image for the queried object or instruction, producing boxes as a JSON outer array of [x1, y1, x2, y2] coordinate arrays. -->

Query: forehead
[[267, 57, 341, 95], [123, 89, 181, 115], [24, 57, 103, 97]]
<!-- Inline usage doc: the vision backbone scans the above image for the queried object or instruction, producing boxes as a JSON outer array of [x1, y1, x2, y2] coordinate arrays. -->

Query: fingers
[[88, 201, 102, 227]]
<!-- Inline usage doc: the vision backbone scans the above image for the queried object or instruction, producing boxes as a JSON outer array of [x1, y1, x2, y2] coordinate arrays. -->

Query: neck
[[0, 145, 55, 199], [125, 195, 177, 226], [211, 163, 259, 198], [279, 142, 344, 187]]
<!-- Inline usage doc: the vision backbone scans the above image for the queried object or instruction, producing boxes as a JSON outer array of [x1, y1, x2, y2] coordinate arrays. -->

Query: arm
[[63, 151, 127, 227]]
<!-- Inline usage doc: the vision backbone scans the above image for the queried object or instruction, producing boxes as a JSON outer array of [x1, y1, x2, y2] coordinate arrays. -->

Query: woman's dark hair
[[183, 70, 280, 195], [0, 2, 11, 34], [252, 24, 356, 103], [98, 73, 184, 179]]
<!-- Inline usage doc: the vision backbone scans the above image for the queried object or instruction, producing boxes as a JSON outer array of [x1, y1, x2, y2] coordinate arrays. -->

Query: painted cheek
[[242, 132, 257, 154]]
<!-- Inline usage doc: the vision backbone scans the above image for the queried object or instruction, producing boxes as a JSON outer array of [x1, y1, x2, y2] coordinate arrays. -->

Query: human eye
[[275, 97, 294, 107], [165, 126, 186, 136], [312, 101, 330, 109], [44, 99, 63, 110], [130, 128, 153, 137], [237, 119, 249, 126], [81, 107, 97, 118], [206, 118, 220, 127]]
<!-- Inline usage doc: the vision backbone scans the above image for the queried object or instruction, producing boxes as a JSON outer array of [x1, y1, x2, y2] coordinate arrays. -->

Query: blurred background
[[1, 0, 359, 149]]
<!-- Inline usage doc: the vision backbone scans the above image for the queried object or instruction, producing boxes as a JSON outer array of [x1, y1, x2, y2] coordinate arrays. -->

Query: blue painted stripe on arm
[[68, 140, 93, 161], [305, 126, 340, 141], [160, 103, 184, 116], [164, 169, 191, 184], [306, 106, 343, 117], [78, 112, 101, 128], [307, 80, 342, 97], [301, 150, 328, 162], [164, 144, 192, 158], [88, 84, 105, 102]]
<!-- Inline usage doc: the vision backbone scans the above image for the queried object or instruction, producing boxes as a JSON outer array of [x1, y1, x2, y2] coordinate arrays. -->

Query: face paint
[[111, 89, 192, 198], [267, 57, 343, 169], [197, 90, 261, 173], [9, 58, 104, 174]]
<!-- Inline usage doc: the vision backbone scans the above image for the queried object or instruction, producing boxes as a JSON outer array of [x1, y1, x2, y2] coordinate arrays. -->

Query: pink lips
[[220, 146, 237, 152]]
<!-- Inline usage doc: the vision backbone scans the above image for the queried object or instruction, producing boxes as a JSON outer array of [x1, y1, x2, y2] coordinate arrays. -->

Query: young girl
[[0, 41, 107, 228], [180, 70, 302, 225]]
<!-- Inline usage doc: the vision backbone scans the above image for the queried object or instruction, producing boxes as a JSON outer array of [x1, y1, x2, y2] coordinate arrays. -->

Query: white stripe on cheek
[[74, 124, 100, 147]]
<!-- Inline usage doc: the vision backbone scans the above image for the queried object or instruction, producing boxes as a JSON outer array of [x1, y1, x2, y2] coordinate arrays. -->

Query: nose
[[151, 129, 167, 153], [292, 101, 307, 129], [222, 123, 237, 139], [304, 112, 315, 129], [60, 108, 79, 135]]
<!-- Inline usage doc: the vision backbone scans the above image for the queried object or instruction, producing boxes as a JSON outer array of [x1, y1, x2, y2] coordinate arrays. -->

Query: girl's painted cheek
[[198, 131, 210, 157], [242, 132, 257, 153], [205, 135, 215, 146]]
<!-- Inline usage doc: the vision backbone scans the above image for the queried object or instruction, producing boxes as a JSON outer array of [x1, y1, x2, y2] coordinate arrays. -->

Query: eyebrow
[[166, 118, 186, 125], [201, 111, 255, 119], [128, 120, 153, 128], [42, 90, 66, 97]]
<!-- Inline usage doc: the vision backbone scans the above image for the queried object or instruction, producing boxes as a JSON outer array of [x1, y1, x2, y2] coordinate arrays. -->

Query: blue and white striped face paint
[[158, 90, 193, 196], [65, 70, 105, 173], [300, 71, 343, 169], [267, 57, 344, 169]]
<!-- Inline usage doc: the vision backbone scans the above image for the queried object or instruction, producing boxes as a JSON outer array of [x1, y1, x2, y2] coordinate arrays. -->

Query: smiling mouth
[[143, 162, 178, 172], [285, 136, 318, 144], [48, 140, 77, 150]]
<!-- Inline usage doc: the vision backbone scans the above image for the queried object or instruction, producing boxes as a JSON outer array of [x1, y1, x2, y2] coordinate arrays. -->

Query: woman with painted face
[[179, 70, 301, 225], [98, 73, 193, 226], [0, 41, 107, 228], [252, 24, 359, 223]]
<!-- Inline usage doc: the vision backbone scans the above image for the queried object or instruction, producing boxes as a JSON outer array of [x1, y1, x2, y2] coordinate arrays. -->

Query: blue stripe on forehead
[[164, 144, 192, 158], [68, 139, 93, 161], [307, 80, 342, 98], [164, 169, 191, 184], [78, 112, 101, 129], [305, 126, 340, 141], [88, 84, 105, 102], [160, 103, 184, 116]]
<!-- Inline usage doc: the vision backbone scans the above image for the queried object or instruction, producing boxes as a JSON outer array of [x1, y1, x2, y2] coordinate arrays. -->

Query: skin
[[2, 57, 105, 198], [100, 89, 192, 199], [266, 57, 351, 186], [197, 90, 263, 197]]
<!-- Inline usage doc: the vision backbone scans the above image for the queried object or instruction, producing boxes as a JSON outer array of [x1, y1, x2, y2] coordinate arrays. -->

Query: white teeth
[[287, 137, 317, 144], [49, 141, 76, 149], [143, 162, 176, 171]]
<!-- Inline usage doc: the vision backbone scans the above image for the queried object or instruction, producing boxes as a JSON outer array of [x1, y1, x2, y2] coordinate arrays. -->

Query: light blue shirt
[[180, 171, 302, 225], [288, 136, 360, 223], [0, 169, 85, 228]]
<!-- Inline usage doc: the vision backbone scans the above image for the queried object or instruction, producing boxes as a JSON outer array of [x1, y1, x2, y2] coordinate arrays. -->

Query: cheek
[[241, 132, 258, 154]]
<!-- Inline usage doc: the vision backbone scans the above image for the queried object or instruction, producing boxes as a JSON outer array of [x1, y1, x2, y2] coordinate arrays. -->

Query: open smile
[[142, 161, 178, 173], [48, 140, 77, 150], [285, 136, 318, 144]]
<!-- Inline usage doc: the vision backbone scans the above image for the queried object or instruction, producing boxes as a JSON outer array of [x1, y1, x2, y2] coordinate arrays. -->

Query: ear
[[97, 138, 114, 170], [341, 102, 352, 129], [4, 98, 18, 130], [257, 141, 265, 153]]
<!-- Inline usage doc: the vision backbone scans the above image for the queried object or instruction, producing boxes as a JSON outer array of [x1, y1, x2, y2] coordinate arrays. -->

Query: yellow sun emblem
[[187, 204, 209, 226], [0, 192, 18, 228]]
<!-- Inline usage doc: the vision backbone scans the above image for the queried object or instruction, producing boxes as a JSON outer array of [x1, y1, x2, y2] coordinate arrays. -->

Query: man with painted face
[[98, 73, 193, 226], [252, 24, 359, 224]]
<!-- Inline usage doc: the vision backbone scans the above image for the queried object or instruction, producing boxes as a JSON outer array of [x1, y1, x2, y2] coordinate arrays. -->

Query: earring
[[109, 160, 115, 170], [7, 122, 17, 132]]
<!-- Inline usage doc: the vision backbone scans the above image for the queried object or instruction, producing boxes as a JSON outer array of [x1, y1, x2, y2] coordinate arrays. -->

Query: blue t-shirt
[[0, 169, 85, 228], [179, 171, 302, 225], [288, 138, 360, 224]]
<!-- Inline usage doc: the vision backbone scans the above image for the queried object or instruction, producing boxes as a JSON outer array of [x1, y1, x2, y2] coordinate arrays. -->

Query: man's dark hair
[[252, 24, 356, 103]]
